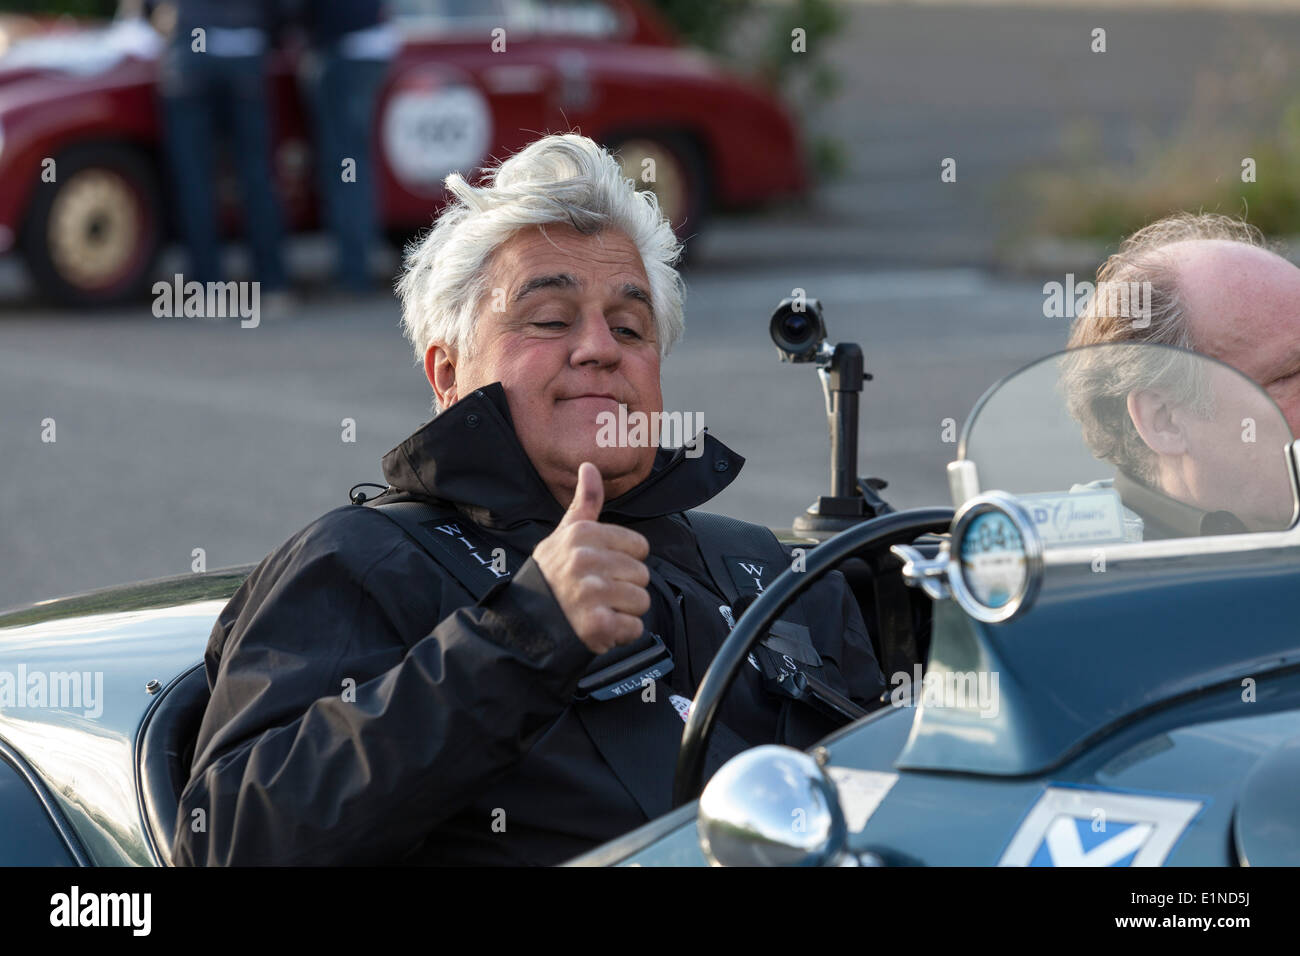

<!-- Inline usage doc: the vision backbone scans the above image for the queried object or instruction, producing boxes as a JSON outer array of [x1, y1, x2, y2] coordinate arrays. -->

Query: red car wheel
[[608, 131, 710, 258], [22, 144, 163, 306]]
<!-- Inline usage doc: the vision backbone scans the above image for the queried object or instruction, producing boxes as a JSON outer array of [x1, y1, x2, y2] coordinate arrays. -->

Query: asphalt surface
[[0, 262, 1059, 611], [3, 1, 1299, 610]]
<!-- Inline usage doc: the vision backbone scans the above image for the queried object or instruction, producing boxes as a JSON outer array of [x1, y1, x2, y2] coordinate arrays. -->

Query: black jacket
[[172, 384, 884, 866]]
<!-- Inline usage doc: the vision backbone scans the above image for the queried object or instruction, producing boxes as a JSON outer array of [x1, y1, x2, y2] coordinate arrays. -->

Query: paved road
[[0, 264, 1061, 611]]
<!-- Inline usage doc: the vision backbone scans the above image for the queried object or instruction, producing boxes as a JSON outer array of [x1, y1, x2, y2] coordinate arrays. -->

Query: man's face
[[1137, 241, 1300, 527], [1136, 363, 1295, 529], [426, 224, 663, 506]]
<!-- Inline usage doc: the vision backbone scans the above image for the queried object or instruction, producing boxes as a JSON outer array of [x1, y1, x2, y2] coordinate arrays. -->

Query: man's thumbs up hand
[[560, 461, 604, 526], [534, 462, 651, 655]]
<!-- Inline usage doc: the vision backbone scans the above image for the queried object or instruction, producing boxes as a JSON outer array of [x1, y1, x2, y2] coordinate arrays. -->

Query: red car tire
[[21, 143, 164, 307], [606, 130, 710, 264]]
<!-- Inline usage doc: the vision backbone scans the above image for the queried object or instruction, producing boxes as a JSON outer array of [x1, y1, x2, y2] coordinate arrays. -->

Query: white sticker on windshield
[[826, 767, 898, 832], [1020, 489, 1127, 545]]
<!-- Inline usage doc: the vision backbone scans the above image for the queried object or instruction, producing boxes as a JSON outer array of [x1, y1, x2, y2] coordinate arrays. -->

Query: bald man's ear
[[1127, 389, 1190, 457], [425, 344, 458, 409]]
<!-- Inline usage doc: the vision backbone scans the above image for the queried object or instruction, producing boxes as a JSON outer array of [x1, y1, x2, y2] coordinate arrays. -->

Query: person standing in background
[[296, 1, 397, 294], [156, 0, 292, 303]]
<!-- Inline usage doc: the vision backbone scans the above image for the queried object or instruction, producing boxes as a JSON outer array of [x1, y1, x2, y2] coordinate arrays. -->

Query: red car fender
[[551, 43, 808, 207], [0, 59, 160, 246], [375, 50, 561, 228]]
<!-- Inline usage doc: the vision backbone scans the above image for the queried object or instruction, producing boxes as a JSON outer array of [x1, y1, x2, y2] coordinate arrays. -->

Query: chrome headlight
[[698, 745, 850, 867]]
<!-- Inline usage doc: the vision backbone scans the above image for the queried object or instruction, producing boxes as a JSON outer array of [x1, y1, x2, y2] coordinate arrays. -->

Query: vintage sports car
[[1, 300, 1297, 867], [0, 0, 805, 304]]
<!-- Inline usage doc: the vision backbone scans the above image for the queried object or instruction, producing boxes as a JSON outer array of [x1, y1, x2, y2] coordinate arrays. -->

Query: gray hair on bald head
[[1061, 212, 1275, 482]]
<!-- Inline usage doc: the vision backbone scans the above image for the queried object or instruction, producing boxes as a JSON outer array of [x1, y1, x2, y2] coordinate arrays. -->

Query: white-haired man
[[174, 134, 885, 866], [1065, 213, 1300, 538]]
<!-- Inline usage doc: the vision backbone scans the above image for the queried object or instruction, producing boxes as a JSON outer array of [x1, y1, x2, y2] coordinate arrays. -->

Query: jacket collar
[[381, 383, 745, 528], [1114, 470, 1247, 539]]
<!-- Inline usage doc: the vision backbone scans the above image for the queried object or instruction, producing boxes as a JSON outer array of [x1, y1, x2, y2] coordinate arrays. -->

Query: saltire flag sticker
[[998, 786, 1204, 867]]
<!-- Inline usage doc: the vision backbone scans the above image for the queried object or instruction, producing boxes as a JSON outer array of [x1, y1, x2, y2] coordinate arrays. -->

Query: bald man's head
[[1068, 214, 1300, 434], [1167, 240, 1300, 429]]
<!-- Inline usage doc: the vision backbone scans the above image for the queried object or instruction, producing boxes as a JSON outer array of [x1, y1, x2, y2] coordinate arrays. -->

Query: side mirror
[[697, 745, 851, 867]]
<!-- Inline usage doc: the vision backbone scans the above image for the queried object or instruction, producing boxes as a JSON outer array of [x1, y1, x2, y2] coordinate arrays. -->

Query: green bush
[[647, 0, 846, 181], [1017, 47, 1300, 240]]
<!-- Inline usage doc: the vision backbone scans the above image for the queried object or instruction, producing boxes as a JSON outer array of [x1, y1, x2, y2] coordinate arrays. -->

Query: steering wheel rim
[[672, 507, 955, 807]]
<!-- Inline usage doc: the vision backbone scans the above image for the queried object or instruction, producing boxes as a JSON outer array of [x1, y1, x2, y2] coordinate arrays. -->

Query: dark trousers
[[159, 46, 288, 290], [301, 49, 388, 292]]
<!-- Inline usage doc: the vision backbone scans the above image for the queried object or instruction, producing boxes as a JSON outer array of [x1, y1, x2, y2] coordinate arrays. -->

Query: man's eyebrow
[[511, 274, 654, 319], [622, 282, 654, 318], [512, 273, 579, 304]]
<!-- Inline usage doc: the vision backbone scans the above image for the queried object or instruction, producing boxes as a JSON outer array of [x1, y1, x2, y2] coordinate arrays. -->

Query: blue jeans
[[159, 45, 288, 290], [301, 49, 388, 292]]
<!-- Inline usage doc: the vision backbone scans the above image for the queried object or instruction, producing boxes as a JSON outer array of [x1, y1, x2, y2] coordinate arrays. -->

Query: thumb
[[562, 461, 604, 524]]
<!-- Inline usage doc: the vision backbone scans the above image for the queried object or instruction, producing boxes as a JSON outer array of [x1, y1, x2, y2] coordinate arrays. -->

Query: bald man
[[1065, 213, 1300, 538]]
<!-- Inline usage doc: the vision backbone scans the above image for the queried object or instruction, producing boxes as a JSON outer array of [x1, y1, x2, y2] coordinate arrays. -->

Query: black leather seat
[[138, 665, 210, 866]]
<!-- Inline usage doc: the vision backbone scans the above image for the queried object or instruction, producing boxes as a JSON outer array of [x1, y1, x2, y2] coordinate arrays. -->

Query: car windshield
[[391, 0, 621, 37], [961, 343, 1297, 543]]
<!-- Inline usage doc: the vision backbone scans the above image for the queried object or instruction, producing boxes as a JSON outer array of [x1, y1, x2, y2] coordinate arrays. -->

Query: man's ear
[[1127, 388, 1189, 457], [425, 344, 458, 409]]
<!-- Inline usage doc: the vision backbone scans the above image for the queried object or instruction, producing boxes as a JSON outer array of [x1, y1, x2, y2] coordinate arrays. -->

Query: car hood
[[0, 567, 249, 865]]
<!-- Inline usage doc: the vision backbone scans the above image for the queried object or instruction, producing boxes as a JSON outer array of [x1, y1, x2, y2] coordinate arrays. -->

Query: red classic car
[[0, 0, 807, 305]]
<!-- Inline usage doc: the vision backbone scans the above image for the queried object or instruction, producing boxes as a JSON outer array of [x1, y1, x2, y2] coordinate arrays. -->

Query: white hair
[[396, 133, 686, 403]]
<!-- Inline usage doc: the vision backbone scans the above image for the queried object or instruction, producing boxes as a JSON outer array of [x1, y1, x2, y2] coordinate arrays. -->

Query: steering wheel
[[672, 507, 955, 807]]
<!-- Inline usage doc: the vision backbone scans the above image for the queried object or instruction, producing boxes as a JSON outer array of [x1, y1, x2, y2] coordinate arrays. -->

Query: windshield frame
[[949, 344, 1300, 566]]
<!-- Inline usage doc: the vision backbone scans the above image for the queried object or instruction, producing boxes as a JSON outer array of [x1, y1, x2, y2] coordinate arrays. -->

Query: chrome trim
[[0, 736, 92, 866], [891, 542, 952, 600], [947, 492, 1043, 623], [946, 459, 979, 508], [1289, 440, 1300, 529], [1043, 521, 1300, 566], [814, 341, 837, 421], [133, 663, 204, 868], [816, 366, 833, 422]]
